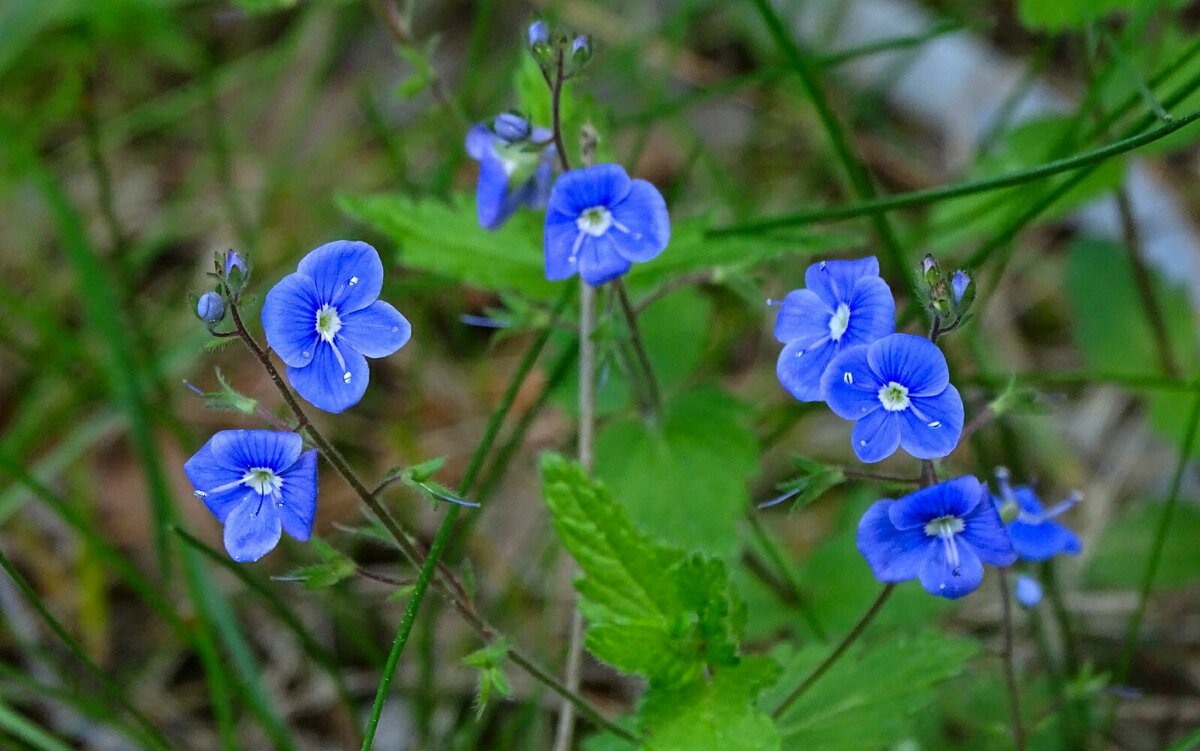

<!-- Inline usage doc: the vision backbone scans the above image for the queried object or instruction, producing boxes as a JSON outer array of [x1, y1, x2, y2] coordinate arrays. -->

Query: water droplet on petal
[[859, 440, 867, 446], [795, 349, 804, 358], [302, 351, 310, 358], [391, 326, 398, 332], [275, 500, 284, 507], [819, 261, 827, 270], [927, 421, 942, 428], [193, 490, 207, 498], [843, 372, 854, 385], [349, 276, 359, 285], [343, 371, 353, 384]]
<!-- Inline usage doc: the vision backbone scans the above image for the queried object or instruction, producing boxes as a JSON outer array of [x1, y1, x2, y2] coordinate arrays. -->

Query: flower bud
[[492, 112, 532, 144], [922, 253, 940, 286], [527, 20, 549, 48], [1014, 575, 1042, 608], [571, 34, 591, 63], [951, 270, 970, 304], [196, 291, 226, 325], [224, 249, 247, 278]]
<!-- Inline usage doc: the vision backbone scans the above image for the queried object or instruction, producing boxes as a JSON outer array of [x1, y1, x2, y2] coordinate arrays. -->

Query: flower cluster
[[466, 113, 556, 230], [775, 257, 962, 464]]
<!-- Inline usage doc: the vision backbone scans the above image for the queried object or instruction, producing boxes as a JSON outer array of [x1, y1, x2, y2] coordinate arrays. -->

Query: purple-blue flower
[[774, 257, 895, 402], [822, 333, 964, 463], [1014, 575, 1042, 608], [544, 164, 670, 286], [858, 476, 1017, 599], [993, 469, 1082, 561], [225, 249, 247, 278], [262, 241, 412, 414], [528, 20, 549, 48], [184, 430, 317, 562], [466, 115, 555, 230], [951, 270, 970, 305]]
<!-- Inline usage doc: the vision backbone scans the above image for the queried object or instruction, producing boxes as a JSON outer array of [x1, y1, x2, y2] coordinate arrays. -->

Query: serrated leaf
[[765, 631, 977, 749], [640, 657, 781, 751], [595, 388, 758, 558], [539, 454, 743, 687]]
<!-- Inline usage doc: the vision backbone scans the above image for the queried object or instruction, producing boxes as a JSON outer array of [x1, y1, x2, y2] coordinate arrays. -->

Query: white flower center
[[576, 206, 613, 237], [924, 514, 965, 570], [315, 304, 343, 342], [877, 381, 910, 412], [828, 303, 851, 341], [243, 467, 284, 496]]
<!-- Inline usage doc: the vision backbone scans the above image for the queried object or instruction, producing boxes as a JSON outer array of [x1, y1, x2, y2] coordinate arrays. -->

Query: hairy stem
[[996, 568, 1027, 751]]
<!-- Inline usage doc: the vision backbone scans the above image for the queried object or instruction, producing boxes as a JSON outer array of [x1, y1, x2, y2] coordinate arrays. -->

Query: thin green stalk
[[996, 569, 1027, 751], [771, 584, 896, 718], [711, 109, 1200, 237], [748, 0, 913, 308], [613, 280, 663, 422], [0, 547, 172, 751], [0, 698, 73, 751], [361, 288, 574, 749], [1105, 392, 1200, 736]]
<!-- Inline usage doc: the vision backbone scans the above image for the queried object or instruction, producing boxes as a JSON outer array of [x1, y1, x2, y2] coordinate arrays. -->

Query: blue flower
[[225, 249, 247, 278], [951, 270, 970, 305], [774, 257, 895, 402], [993, 469, 1082, 561], [857, 476, 1017, 599], [822, 333, 964, 463], [184, 430, 318, 562], [544, 164, 670, 286], [528, 20, 549, 48], [465, 115, 556, 230], [1014, 575, 1042, 608], [262, 241, 412, 414]]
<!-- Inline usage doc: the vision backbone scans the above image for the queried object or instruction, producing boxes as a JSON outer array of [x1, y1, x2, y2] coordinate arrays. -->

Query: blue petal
[[961, 495, 1018, 566], [578, 234, 632, 286], [609, 179, 670, 263], [287, 343, 370, 414], [339, 301, 412, 359], [465, 124, 494, 161], [279, 449, 318, 542], [183, 437, 247, 523], [857, 499, 933, 583], [867, 334, 949, 396], [822, 345, 884, 419], [545, 205, 581, 281], [1009, 520, 1081, 561], [889, 476, 982, 530], [1014, 486, 1045, 515], [211, 430, 304, 474], [774, 289, 833, 345], [841, 276, 895, 347], [223, 495, 283, 563], [529, 157, 554, 210], [777, 338, 837, 402], [919, 537, 983, 599], [476, 154, 517, 230], [297, 241, 383, 314], [851, 408, 901, 463], [899, 385, 964, 459], [261, 273, 321, 368], [804, 256, 881, 306], [547, 164, 631, 217]]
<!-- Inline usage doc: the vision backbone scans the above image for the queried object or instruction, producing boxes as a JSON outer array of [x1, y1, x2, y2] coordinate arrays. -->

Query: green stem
[[710, 109, 1200, 237], [771, 584, 895, 719], [996, 568, 1027, 751], [613, 280, 663, 422], [748, 0, 913, 309], [1105, 392, 1200, 736]]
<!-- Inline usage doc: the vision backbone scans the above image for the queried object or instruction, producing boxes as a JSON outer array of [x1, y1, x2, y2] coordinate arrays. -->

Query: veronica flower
[[775, 257, 895, 402], [993, 468, 1082, 561], [262, 241, 412, 414], [184, 430, 317, 562], [858, 476, 1017, 599], [822, 333, 963, 463], [466, 114, 556, 230], [544, 164, 670, 286]]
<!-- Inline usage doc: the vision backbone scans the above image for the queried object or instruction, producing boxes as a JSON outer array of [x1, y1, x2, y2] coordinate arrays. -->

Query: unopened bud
[[196, 292, 226, 325], [571, 34, 591, 63], [527, 20, 549, 48], [224, 249, 247, 278], [922, 254, 940, 285], [492, 112, 532, 144]]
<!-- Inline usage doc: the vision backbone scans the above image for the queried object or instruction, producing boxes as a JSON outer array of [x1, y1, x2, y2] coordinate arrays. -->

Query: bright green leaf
[[640, 657, 781, 751]]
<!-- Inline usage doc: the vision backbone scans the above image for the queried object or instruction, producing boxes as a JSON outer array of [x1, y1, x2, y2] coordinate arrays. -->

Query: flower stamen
[[877, 381, 911, 412]]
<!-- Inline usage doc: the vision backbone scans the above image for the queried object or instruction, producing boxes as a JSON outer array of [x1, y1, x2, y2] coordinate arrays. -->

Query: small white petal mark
[[927, 421, 942, 428], [349, 276, 359, 286], [343, 371, 352, 383], [794, 349, 805, 358], [859, 440, 867, 446], [828, 303, 851, 341], [819, 261, 827, 270], [843, 371, 854, 385], [193, 490, 207, 498]]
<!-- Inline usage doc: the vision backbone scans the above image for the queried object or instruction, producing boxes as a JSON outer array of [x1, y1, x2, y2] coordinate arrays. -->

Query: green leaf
[[765, 631, 977, 749], [231, 0, 299, 13], [539, 454, 744, 687], [640, 657, 781, 751], [275, 538, 355, 589], [1017, 0, 1186, 30], [595, 387, 758, 558], [193, 368, 258, 416], [337, 192, 557, 298], [771, 457, 847, 512]]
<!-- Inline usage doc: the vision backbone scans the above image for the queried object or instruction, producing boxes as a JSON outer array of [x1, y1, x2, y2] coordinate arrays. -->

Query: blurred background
[[2, 0, 1200, 748]]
